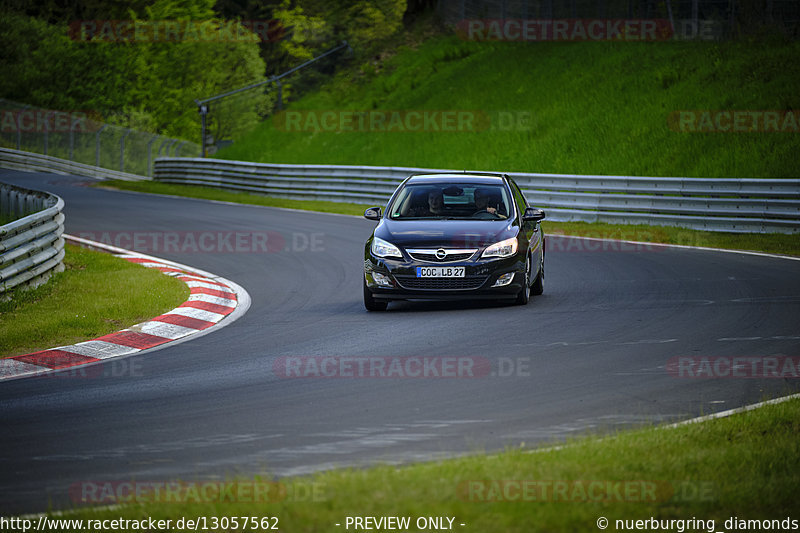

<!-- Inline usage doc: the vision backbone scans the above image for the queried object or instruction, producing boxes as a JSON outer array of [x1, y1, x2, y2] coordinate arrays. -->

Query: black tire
[[531, 252, 544, 296], [515, 255, 531, 305], [364, 279, 388, 311]]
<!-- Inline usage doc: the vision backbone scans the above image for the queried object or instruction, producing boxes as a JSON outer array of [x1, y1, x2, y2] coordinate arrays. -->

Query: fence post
[[69, 117, 81, 161], [147, 134, 159, 176], [665, 0, 675, 37], [43, 111, 50, 156], [15, 105, 29, 150], [197, 102, 209, 158], [275, 78, 283, 110], [96, 124, 107, 167], [120, 128, 132, 172], [157, 138, 171, 158], [164, 139, 178, 158], [174, 140, 188, 156]]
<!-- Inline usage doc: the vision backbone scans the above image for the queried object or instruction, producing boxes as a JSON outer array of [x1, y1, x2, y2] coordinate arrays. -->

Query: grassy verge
[[96, 180, 370, 216], [98, 180, 800, 256], [0, 243, 189, 357], [60, 397, 800, 531], [544, 220, 800, 256], [218, 33, 800, 179]]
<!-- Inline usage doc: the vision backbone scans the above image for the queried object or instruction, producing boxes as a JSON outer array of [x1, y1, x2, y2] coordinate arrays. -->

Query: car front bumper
[[364, 254, 526, 301]]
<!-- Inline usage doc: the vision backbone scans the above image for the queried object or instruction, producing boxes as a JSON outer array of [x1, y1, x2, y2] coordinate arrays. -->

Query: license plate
[[416, 266, 465, 278]]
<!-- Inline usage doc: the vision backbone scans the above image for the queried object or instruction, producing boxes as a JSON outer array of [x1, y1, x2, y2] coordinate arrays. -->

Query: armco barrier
[[0, 148, 149, 182], [154, 157, 800, 234], [0, 183, 65, 294]]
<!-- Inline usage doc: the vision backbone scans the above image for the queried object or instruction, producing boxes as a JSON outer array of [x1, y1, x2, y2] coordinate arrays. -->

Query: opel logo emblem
[[435, 249, 447, 260]]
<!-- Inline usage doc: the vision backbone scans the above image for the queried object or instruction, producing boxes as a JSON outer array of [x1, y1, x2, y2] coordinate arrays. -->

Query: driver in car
[[473, 188, 497, 215], [427, 188, 445, 215]]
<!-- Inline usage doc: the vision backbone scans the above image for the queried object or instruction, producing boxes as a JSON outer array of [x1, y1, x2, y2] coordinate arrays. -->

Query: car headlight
[[371, 237, 403, 259], [482, 237, 518, 258]]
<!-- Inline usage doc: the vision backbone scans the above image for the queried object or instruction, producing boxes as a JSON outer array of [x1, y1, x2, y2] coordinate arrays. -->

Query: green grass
[[56, 397, 800, 531], [96, 180, 371, 216], [218, 33, 800, 178], [0, 244, 189, 357], [543, 220, 800, 256], [98, 180, 800, 256]]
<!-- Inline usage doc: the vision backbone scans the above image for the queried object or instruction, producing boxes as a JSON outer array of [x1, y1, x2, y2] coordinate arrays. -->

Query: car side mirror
[[522, 207, 546, 222], [364, 207, 382, 221]]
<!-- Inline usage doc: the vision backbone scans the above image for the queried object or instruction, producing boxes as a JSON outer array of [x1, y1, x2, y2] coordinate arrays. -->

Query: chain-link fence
[[0, 99, 200, 177], [195, 41, 351, 156], [437, 0, 800, 39]]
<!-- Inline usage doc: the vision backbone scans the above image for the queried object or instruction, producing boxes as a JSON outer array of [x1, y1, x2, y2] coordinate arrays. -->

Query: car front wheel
[[515, 255, 531, 305], [531, 252, 544, 296], [363, 278, 388, 311]]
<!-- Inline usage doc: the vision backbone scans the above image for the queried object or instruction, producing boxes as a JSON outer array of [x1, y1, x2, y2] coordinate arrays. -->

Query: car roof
[[405, 173, 506, 185]]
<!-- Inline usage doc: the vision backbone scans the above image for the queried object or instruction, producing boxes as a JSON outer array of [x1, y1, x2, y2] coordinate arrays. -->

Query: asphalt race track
[[1, 169, 799, 514]]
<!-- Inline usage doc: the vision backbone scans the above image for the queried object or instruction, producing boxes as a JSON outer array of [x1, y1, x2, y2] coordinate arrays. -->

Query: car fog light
[[372, 272, 394, 287], [492, 272, 515, 287]]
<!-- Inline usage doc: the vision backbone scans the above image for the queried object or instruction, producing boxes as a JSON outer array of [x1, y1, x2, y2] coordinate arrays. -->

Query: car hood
[[374, 218, 518, 249]]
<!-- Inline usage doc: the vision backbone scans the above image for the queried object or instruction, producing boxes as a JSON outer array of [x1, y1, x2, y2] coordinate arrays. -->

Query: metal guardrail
[[0, 183, 65, 294], [0, 148, 150, 181], [154, 157, 800, 234]]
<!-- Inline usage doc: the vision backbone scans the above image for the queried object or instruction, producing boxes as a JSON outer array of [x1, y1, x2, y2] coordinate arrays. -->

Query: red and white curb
[[0, 235, 251, 381]]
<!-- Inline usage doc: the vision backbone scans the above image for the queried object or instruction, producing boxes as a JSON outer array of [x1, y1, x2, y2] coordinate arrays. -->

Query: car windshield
[[388, 183, 511, 220]]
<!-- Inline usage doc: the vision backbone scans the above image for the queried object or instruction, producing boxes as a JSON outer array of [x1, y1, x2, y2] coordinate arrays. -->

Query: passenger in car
[[473, 188, 497, 215]]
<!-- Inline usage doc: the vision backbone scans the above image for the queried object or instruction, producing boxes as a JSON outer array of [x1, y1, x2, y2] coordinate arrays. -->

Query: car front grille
[[406, 249, 477, 263], [394, 276, 488, 290]]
